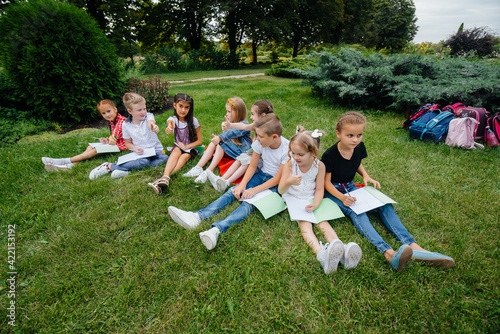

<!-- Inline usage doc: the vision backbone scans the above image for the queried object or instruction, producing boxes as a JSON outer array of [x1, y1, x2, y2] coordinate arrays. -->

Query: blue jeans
[[197, 171, 276, 233], [111, 151, 169, 172], [325, 181, 416, 254]]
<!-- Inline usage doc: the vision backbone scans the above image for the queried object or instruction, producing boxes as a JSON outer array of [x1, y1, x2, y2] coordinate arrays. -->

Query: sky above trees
[[413, 0, 500, 43]]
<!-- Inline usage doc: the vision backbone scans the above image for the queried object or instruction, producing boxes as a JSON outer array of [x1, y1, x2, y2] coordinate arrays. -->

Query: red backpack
[[485, 112, 500, 142]]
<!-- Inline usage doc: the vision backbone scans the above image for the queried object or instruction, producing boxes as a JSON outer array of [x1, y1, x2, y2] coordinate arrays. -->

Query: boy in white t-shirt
[[89, 93, 169, 180], [168, 114, 289, 250]]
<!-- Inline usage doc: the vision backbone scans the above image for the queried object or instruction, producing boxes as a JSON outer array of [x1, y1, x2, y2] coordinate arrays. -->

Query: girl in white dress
[[278, 128, 362, 274]]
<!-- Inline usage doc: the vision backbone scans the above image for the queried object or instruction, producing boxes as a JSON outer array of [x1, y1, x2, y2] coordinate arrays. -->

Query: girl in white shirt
[[279, 127, 362, 274]]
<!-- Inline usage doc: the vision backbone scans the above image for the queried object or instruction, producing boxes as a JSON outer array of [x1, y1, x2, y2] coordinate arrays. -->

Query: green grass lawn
[[1, 75, 499, 332], [133, 64, 272, 82]]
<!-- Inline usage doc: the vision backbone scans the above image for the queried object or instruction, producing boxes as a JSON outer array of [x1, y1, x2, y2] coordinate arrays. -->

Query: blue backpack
[[409, 110, 455, 143]]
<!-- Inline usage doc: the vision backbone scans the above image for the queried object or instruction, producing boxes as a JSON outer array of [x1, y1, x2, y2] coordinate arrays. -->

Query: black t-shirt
[[321, 142, 367, 183]]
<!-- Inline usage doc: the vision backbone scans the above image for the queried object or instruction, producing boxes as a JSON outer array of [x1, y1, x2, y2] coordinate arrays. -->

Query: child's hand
[[287, 174, 301, 185], [99, 137, 109, 144], [132, 148, 144, 155], [177, 142, 187, 150], [286, 165, 302, 185], [364, 176, 381, 189], [166, 120, 175, 135], [211, 134, 222, 145], [305, 203, 317, 212], [241, 187, 257, 200], [342, 195, 356, 207], [232, 184, 245, 200], [149, 122, 159, 134], [221, 115, 232, 132]]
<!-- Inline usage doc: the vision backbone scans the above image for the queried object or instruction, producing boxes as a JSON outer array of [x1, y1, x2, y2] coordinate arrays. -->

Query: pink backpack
[[445, 117, 484, 149]]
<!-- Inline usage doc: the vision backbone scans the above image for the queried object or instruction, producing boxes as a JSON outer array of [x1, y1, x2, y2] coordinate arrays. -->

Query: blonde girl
[[42, 99, 126, 171], [279, 128, 362, 274], [183, 97, 252, 184], [322, 111, 454, 271], [148, 93, 201, 195], [206, 100, 275, 192]]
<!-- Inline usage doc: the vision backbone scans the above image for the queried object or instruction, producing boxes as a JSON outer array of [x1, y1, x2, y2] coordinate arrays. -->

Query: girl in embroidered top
[[42, 99, 127, 171], [206, 100, 275, 192], [147, 93, 202, 195], [321, 111, 455, 271], [279, 127, 362, 274], [182, 97, 252, 184]]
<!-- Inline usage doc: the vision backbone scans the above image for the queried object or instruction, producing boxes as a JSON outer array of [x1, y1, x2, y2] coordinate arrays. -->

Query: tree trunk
[[252, 41, 258, 64]]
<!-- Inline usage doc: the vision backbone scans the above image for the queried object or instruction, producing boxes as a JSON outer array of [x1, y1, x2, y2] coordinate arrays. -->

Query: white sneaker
[[216, 178, 230, 192], [44, 164, 72, 172], [341, 242, 362, 269], [206, 169, 218, 189], [194, 171, 208, 183], [89, 163, 111, 180], [168, 206, 201, 230], [111, 170, 130, 179], [199, 227, 220, 250], [42, 157, 55, 165], [317, 239, 345, 274], [183, 166, 203, 177]]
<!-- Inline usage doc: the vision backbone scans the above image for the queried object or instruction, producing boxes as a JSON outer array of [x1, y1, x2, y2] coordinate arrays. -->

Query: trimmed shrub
[[0, 0, 125, 124], [298, 49, 500, 113], [125, 75, 170, 114], [266, 58, 318, 78]]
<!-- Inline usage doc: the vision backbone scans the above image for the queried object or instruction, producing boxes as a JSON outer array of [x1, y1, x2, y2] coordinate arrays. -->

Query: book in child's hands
[[284, 197, 344, 223], [89, 142, 120, 153], [117, 148, 156, 165], [347, 186, 397, 215], [242, 189, 287, 219]]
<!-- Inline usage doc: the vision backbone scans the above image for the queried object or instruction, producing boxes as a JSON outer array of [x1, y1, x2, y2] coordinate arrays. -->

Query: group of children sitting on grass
[[42, 92, 455, 274]]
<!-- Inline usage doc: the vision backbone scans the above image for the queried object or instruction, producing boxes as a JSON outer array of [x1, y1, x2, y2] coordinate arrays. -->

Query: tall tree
[[276, 0, 344, 57], [217, 0, 248, 59], [365, 0, 417, 51], [69, 0, 143, 57]]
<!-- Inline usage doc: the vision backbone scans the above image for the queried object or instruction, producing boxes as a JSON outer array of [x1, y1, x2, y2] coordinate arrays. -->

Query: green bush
[[0, 107, 52, 145], [298, 49, 500, 113], [0, 0, 125, 124], [265, 58, 318, 78], [0, 69, 28, 112], [140, 48, 239, 73], [125, 75, 169, 114]]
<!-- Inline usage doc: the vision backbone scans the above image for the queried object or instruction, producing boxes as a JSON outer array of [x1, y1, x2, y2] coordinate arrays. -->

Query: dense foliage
[[295, 49, 500, 114], [125, 75, 170, 114], [0, 0, 125, 124], [444, 27, 496, 57], [265, 58, 318, 78], [62, 0, 419, 57], [140, 47, 240, 74]]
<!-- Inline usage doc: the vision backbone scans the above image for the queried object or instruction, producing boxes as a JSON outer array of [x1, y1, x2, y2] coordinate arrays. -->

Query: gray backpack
[[445, 117, 484, 149]]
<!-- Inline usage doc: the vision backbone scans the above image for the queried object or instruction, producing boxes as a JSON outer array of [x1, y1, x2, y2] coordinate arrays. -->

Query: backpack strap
[[426, 111, 454, 130]]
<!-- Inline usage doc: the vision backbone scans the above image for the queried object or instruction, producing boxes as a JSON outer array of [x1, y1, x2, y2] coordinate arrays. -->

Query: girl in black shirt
[[321, 112, 454, 271]]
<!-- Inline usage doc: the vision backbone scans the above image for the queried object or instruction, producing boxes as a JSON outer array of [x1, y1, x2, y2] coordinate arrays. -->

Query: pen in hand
[[343, 184, 351, 197]]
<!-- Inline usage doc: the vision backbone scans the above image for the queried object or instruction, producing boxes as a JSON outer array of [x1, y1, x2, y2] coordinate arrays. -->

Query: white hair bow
[[311, 129, 323, 138]]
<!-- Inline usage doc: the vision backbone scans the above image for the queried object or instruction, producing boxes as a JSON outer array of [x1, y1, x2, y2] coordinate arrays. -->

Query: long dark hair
[[173, 93, 197, 142]]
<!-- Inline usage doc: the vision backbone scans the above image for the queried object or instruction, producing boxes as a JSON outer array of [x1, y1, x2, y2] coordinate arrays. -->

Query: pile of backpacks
[[402, 102, 500, 149]]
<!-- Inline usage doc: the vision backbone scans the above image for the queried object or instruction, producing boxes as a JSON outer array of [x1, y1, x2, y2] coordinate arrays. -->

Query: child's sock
[[63, 158, 73, 166]]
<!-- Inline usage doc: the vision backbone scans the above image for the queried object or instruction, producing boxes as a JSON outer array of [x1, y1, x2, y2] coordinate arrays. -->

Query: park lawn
[[135, 64, 272, 83], [0, 75, 499, 332]]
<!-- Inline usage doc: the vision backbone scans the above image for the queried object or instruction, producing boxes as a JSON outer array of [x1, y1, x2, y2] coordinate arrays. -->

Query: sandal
[[157, 176, 170, 189], [147, 179, 162, 195]]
